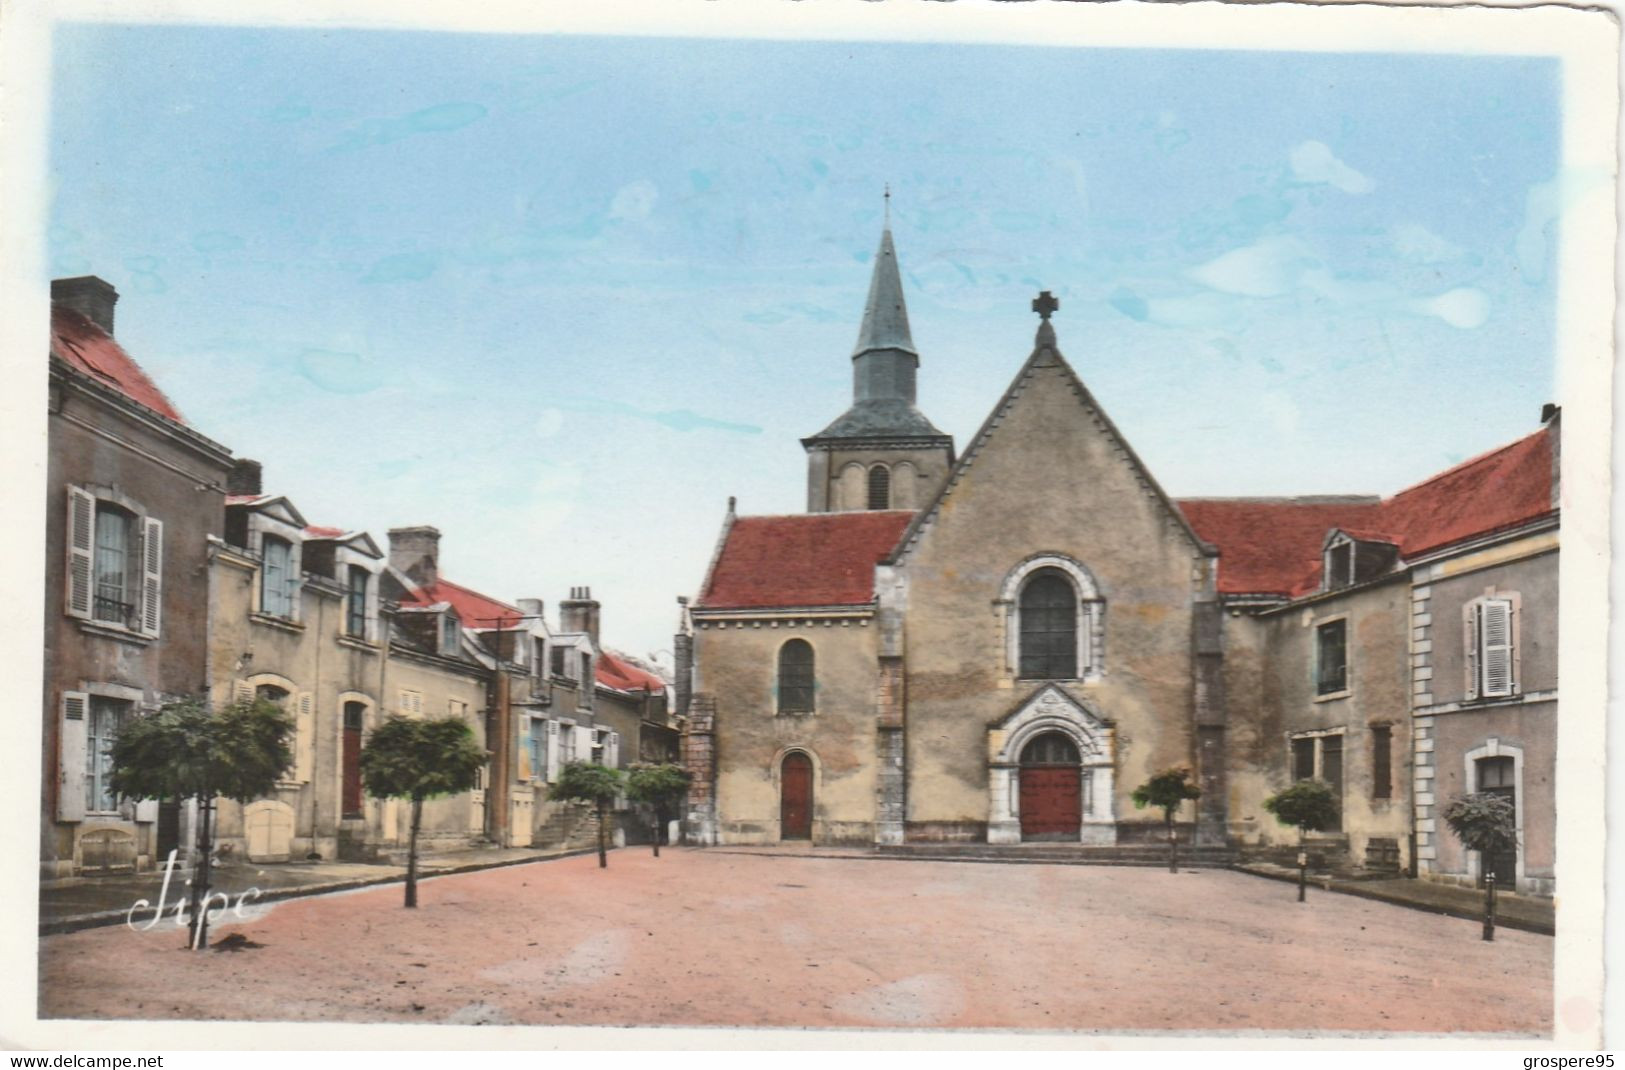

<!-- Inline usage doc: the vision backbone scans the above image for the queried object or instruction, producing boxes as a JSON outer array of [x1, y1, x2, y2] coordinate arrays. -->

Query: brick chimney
[[559, 586, 600, 645], [52, 276, 119, 335], [388, 526, 441, 588], [227, 458, 263, 496]]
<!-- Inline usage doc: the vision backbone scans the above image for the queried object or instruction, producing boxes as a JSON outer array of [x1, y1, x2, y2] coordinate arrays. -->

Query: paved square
[[39, 849, 1551, 1034]]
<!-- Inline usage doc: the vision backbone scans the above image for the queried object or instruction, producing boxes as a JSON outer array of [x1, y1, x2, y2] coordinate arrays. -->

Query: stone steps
[[874, 843, 1237, 867]]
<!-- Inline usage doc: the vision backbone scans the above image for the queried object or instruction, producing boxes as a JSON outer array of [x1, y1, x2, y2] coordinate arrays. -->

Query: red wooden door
[[1020, 767, 1081, 840], [781, 752, 813, 840], [342, 703, 364, 818]]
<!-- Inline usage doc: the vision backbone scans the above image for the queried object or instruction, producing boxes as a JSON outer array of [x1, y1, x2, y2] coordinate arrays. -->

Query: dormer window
[[1325, 539, 1354, 590], [551, 645, 569, 680], [440, 613, 461, 656]]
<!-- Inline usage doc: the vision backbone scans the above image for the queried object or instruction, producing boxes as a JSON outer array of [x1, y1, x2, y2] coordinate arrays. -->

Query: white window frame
[[1323, 533, 1356, 591], [1313, 613, 1351, 699], [1463, 592, 1521, 701], [65, 485, 163, 639]]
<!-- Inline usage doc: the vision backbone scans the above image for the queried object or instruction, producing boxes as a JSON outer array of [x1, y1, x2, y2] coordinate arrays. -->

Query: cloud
[[609, 180, 659, 222], [1389, 223, 1464, 265], [1515, 168, 1610, 285], [297, 348, 386, 394], [1187, 236, 1319, 298], [552, 397, 761, 435], [363, 251, 439, 284], [1288, 141, 1374, 195], [1414, 287, 1490, 329], [331, 101, 488, 152]]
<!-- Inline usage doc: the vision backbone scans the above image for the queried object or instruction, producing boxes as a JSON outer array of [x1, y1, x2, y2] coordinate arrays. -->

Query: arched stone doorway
[[988, 685, 1117, 844], [1019, 731, 1082, 841], [780, 751, 814, 840]]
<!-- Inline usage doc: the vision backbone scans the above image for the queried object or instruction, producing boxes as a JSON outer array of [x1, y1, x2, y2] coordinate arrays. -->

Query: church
[[678, 225, 1559, 891]]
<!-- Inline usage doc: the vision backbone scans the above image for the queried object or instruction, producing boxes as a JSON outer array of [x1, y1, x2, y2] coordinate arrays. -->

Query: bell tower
[[803, 217, 955, 513]]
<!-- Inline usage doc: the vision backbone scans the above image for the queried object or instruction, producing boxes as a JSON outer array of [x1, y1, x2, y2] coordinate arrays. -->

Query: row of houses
[[42, 275, 678, 878]]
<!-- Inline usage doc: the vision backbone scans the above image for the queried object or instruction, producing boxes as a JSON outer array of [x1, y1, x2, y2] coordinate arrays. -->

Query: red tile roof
[[304, 524, 347, 538], [50, 305, 184, 423], [697, 511, 915, 610], [399, 578, 524, 629], [1177, 498, 1382, 598], [1180, 427, 1556, 597], [598, 650, 667, 694]]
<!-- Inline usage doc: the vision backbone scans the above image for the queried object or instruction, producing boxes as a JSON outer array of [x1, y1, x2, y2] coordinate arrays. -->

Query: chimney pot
[[388, 526, 442, 588], [52, 275, 120, 335], [227, 458, 263, 497]]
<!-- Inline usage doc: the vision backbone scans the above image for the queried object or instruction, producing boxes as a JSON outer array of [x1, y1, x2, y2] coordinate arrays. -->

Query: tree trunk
[[651, 807, 661, 858], [405, 796, 423, 908], [1298, 825, 1308, 903], [1167, 811, 1178, 874], [188, 796, 214, 950], [597, 800, 608, 868]]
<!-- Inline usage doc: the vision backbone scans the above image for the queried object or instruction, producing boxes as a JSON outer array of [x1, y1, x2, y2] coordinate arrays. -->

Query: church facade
[[680, 226, 1559, 893]]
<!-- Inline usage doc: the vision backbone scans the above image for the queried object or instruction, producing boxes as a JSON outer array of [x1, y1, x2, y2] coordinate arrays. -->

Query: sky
[[47, 24, 1564, 662]]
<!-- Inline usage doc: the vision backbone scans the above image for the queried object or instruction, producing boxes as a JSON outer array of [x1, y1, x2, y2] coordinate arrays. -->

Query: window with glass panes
[[867, 465, 891, 510], [777, 639, 815, 713], [261, 536, 294, 617], [346, 565, 368, 637], [1315, 619, 1348, 694], [93, 504, 138, 625], [86, 696, 132, 812], [1019, 570, 1078, 679]]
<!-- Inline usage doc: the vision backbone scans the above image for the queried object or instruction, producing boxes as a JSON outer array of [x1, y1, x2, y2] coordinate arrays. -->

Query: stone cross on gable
[[1032, 290, 1059, 321]]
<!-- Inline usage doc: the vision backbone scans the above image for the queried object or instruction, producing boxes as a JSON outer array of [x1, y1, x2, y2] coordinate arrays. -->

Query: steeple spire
[[852, 223, 917, 360]]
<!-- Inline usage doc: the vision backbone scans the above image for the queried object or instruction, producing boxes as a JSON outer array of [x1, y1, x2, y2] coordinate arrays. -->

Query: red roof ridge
[[50, 305, 185, 424], [1385, 428, 1547, 500]]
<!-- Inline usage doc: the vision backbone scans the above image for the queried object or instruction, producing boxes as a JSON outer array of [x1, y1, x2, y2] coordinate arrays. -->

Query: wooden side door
[[341, 703, 364, 818], [780, 753, 813, 840]]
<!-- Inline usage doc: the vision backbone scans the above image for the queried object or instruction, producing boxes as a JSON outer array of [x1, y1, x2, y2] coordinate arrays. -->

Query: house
[[42, 276, 235, 877], [679, 226, 1560, 896]]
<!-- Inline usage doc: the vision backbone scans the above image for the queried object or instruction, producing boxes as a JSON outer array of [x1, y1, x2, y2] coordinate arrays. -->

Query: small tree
[[1131, 767, 1202, 873], [626, 763, 691, 857], [1263, 779, 1340, 901], [109, 696, 294, 950], [551, 761, 626, 869], [360, 715, 486, 908], [1442, 792, 1518, 939]]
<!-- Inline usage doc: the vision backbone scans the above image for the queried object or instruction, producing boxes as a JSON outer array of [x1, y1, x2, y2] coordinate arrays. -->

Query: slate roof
[[1179, 427, 1556, 598], [852, 228, 916, 359], [696, 511, 915, 610], [399, 578, 524, 629], [50, 305, 184, 423], [597, 650, 668, 694], [807, 399, 950, 441]]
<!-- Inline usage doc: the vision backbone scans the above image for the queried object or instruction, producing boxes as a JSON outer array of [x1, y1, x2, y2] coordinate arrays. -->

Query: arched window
[[1019, 569, 1078, 679], [1020, 731, 1081, 766], [778, 639, 815, 713], [867, 465, 891, 510]]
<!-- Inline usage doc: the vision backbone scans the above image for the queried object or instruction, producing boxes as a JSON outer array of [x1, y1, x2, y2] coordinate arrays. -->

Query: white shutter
[[287, 542, 303, 623], [547, 721, 561, 782], [295, 692, 315, 781], [135, 797, 158, 823], [58, 692, 89, 822], [609, 731, 620, 768], [235, 680, 256, 705], [66, 487, 95, 620], [1481, 600, 1514, 697], [1462, 602, 1479, 701], [139, 517, 163, 637]]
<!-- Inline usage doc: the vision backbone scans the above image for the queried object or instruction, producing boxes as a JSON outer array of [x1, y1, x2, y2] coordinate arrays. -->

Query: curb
[[39, 845, 605, 936], [709, 848, 1234, 869], [1233, 865, 1555, 936]]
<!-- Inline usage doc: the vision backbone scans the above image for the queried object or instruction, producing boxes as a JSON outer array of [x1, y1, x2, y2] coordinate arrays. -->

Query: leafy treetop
[[1263, 779, 1340, 833], [1131, 767, 1202, 817], [1442, 792, 1517, 855], [550, 761, 626, 805], [625, 763, 691, 807], [360, 715, 486, 803], [110, 697, 293, 804]]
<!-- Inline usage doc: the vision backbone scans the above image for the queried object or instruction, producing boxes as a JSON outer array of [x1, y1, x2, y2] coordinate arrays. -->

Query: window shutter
[[139, 517, 163, 637], [1481, 599, 1514, 697], [235, 680, 256, 705], [518, 719, 532, 780], [287, 543, 303, 622], [547, 721, 561, 782], [58, 692, 89, 822], [296, 692, 315, 781], [135, 796, 158, 823], [609, 731, 620, 768], [66, 487, 95, 620], [1461, 603, 1479, 702]]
